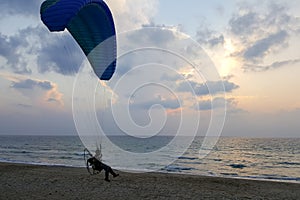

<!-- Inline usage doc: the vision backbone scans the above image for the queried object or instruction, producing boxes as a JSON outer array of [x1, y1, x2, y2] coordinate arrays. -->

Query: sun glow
[[219, 58, 239, 77], [217, 38, 241, 77], [224, 39, 236, 55]]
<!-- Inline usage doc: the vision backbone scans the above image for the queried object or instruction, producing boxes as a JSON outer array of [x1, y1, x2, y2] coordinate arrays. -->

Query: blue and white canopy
[[40, 0, 117, 80]]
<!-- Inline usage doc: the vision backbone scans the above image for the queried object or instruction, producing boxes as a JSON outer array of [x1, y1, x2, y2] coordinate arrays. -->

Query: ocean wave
[[74, 152, 85, 156], [177, 161, 202, 165], [57, 156, 74, 159], [1, 149, 34, 154], [163, 165, 195, 172], [229, 164, 247, 169], [178, 156, 198, 160], [213, 159, 222, 162], [278, 162, 300, 166], [245, 175, 300, 182], [0, 159, 84, 168], [220, 173, 239, 176]]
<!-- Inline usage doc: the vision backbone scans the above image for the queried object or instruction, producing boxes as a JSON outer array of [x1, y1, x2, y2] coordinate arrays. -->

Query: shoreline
[[1, 162, 299, 199], [1, 160, 299, 184]]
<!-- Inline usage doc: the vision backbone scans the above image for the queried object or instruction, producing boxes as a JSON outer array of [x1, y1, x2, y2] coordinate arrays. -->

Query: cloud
[[11, 79, 53, 90], [0, 32, 31, 74], [196, 25, 225, 47], [196, 97, 225, 111], [229, 2, 293, 37], [17, 103, 33, 108], [244, 59, 300, 72], [9, 77, 64, 106], [243, 30, 288, 61], [0, 25, 75, 75], [0, 0, 158, 32], [106, 0, 158, 32], [178, 80, 239, 96], [229, 12, 258, 36], [223, 80, 240, 93], [126, 25, 177, 47], [208, 35, 225, 47], [0, 23, 84, 76], [132, 96, 181, 111], [194, 97, 246, 114], [222, 74, 235, 81], [228, 2, 299, 71], [112, 26, 181, 77], [0, 0, 41, 17], [37, 33, 84, 76], [0, 0, 159, 77]]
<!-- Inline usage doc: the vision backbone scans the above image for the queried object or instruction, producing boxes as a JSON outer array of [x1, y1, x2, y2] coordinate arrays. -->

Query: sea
[[0, 135, 299, 183]]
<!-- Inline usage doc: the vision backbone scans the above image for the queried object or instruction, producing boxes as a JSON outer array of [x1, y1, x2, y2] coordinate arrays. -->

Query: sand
[[0, 162, 299, 200]]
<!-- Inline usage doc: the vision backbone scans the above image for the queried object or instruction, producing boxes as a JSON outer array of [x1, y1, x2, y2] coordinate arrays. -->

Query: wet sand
[[0, 162, 299, 199]]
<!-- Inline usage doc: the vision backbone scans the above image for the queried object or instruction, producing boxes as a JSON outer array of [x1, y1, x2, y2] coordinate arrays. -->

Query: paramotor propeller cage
[[84, 148, 94, 175]]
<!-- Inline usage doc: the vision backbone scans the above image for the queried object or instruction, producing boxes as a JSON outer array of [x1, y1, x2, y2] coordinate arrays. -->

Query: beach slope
[[0, 163, 299, 199]]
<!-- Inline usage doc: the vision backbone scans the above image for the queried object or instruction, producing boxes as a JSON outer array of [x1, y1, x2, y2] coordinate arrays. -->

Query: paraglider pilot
[[41, 0, 119, 182], [87, 155, 119, 182]]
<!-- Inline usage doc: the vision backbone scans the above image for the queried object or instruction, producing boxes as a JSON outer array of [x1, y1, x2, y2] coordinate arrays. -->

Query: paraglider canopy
[[40, 0, 117, 80]]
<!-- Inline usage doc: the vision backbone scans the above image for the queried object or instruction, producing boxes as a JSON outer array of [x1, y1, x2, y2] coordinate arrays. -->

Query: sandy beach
[[0, 162, 299, 200]]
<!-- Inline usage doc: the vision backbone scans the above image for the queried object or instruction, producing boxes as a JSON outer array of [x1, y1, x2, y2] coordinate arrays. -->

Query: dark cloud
[[244, 59, 300, 72], [9, 77, 63, 105], [196, 97, 225, 111], [243, 30, 288, 61], [178, 80, 239, 96], [0, 34, 16, 63], [1, 16, 83, 76], [208, 35, 225, 47], [0, 26, 64, 74], [228, 2, 298, 71], [0, 32, 31, 74], [223, 80, 240, 93], [0, 0, 84, 76], [196, 27, 225, 47], [37, 34, 84, 76], [229, 12, 258, 36], [229, 3, 292, 38], [11, 79, 53, 90], [195, 97, 245, 114], [266, 3, 292, 27]]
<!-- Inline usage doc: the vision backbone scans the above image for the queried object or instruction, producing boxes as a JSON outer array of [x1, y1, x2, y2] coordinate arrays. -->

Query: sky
[[0, 0, 299, 137]]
